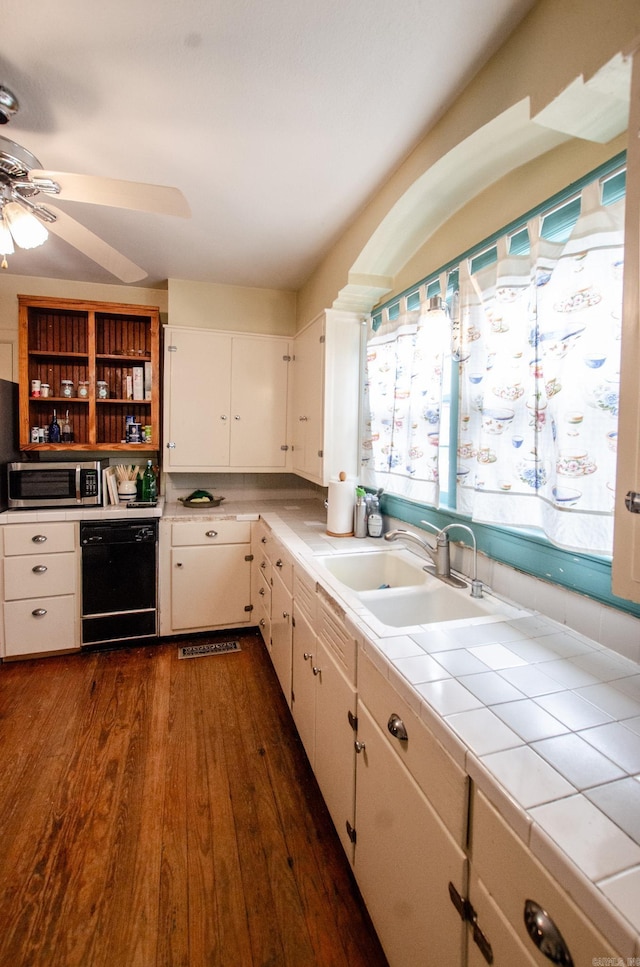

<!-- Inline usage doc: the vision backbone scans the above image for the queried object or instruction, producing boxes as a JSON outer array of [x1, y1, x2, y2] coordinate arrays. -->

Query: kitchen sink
[[357, 583, 520, 628], [313, 548, 523, 631], [313, 549, 429, 591]]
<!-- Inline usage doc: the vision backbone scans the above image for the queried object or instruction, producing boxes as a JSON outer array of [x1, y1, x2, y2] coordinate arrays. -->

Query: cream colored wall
[[296, 0, 640, 327], [167, 278, 296, 336], [0, 274, 167, 382]]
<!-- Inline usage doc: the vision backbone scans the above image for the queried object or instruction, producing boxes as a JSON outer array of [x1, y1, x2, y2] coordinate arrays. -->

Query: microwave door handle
[[75, 465, 81, 501]]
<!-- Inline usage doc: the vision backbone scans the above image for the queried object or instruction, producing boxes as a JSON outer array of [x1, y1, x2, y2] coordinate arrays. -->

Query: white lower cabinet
[[469, 787, 625, 967], [292, 574, 357, 860], [1, 521, 79, 658], [353, 698, 467, 967], [270, 563, 293, 704], [159, 519, 252, 635]]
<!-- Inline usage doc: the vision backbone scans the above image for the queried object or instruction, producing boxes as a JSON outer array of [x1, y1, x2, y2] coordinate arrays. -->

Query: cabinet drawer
[[4, 595, 77, 656], [4, 552, 76, 600], [3, 521, 76, 556], [270, 543, 293, 593], [359, 648, 468, 846], [171, 520, 251, 546], [471, 787, 623, 965]]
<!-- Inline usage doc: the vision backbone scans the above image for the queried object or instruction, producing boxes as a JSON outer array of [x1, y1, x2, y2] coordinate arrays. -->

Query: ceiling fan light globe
[[4, 201, 48, 249]]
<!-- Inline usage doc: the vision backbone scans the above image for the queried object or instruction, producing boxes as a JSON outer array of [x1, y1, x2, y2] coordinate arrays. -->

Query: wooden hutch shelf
[[18, 296, 160, 452]]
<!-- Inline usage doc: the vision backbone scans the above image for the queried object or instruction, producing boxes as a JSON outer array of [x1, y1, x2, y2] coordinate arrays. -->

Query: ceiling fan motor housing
[[0, 86, 19, 125]]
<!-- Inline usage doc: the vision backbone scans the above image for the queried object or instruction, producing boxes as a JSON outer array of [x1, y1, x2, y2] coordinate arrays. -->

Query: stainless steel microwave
[[7, 460, 109, 509]]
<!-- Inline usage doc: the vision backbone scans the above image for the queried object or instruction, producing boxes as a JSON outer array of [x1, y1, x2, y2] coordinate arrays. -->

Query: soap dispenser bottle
[[366, 493, 383, 538], [354, 487, 368, 538]]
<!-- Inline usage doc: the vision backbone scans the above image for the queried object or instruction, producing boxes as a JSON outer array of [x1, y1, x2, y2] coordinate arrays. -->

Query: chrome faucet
[[384, 520, 484, 596], [435, 522, 484, 598], [384, 525, 467, 590]]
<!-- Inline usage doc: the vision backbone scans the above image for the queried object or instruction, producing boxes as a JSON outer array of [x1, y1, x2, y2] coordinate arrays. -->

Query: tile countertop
[[4, 495, 640, 954], [219, 496, 640, 960], [0, 498, 165, 523]]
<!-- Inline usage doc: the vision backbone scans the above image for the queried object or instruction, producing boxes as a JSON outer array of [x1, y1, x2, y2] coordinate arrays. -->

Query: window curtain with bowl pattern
[[360, 296, 447, 505], [456, 179, 624, 554]]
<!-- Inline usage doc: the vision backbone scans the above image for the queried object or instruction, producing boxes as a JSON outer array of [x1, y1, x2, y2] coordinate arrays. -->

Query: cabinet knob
[[523, 900, 573, 966], [205, 530, 218, 538], [32, 564, 48, 574], [299, 415, 308, 422], [234, 415, 241, 420], [282, 611, 290, 619], [259, 587, 265, 596], [261, 536, 267, 544], [220, 415, 228, 421], [32, 534, 47, 543], [303, 652, 312, 661], [166, 441, 176, 449], [354, 740, 366, 754], [259, 618, 266, 628], [275, 559, 283, 568], [260, 560, 267, 569], [31, 608, 47, 617], [176, 561, 183, 568], [312, 665, 321, 677], [387, 714, 409, 742]]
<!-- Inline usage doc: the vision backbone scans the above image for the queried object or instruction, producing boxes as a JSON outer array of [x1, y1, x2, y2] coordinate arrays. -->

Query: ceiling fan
[[0, 84, 190, 282]]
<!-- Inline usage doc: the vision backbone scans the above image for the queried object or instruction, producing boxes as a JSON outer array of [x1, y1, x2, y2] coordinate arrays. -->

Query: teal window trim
[[366, 151, 632, 614], [379, 492, 640, 620]]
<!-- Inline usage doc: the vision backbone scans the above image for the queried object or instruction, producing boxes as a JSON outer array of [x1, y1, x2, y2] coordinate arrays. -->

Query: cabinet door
[[4, 596, 78, 656], [291, 606, 317, 762], [229, 336, 289, 468], [169, 543, 250, 631], [292, 317, 324, 480], [354, 702, 467, 967], [163, 328, 231, 470], [613, 42, 640, 603], [314, 637, 357, 861], [270, 570, 293, 705]]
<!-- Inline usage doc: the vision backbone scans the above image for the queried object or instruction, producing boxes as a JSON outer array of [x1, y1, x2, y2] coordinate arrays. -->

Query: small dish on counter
[[178, 494, 225, 508]]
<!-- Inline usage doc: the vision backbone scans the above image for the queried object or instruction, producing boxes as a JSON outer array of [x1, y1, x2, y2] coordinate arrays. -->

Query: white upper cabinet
[[163, 326, 291, 472], [291, 309, 363, 486]]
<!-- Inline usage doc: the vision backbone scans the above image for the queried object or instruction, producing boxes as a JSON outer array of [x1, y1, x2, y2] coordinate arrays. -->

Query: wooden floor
[[0, 631, 388, 967]]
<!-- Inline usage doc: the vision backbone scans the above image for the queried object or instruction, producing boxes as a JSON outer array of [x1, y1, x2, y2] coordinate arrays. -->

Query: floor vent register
[[178, 640, 241, 660]]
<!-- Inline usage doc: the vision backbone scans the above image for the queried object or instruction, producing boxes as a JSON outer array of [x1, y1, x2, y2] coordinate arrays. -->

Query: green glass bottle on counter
[[141, 460, 157, 502]]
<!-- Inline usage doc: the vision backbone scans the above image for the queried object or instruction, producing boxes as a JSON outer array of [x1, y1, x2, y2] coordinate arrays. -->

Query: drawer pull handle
[[176, 562, 183, 568], [523, 900, 573, 966], [32, 534, 47, 543], [205, 530, 218, 539], [32, 564, 48, 574], [354, 740, 366, 754], [32, 608, 47, 617], [275, 559, 283, 568], [282, 611, 289, 619], [312, 665, 321, 677], [261, 536, 267, 544], [387, 714, 409, 742], [259, 587, 265, 596], [303, 652, 312, 661]]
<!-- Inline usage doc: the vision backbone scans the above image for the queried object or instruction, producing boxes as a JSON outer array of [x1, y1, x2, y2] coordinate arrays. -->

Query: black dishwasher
[[80, 519, 158, 646]]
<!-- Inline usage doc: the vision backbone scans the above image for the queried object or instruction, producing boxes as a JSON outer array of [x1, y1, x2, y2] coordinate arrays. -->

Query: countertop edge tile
[[529, 819, 639, 959]]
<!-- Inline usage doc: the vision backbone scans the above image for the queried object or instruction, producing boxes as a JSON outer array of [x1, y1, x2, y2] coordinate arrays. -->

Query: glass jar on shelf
[[97, 380, 109, 399], [61, 379, 74, 398], [78, 380, 89, 398]]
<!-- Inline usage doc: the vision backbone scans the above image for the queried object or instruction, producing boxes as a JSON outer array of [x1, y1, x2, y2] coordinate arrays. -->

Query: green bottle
[[141, 460, 157, 502]]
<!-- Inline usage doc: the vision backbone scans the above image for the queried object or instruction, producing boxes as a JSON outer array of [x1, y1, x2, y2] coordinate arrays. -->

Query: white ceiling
[[0, 0, 537, 291]]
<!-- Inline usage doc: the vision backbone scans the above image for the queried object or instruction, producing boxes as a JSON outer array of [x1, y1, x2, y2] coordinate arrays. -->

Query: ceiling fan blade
[[29, 169, 190, 218], [44, 204, 148, 283]]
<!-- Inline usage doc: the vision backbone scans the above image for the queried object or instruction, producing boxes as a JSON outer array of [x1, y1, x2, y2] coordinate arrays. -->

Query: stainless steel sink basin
[[313, 550, 428, 592]]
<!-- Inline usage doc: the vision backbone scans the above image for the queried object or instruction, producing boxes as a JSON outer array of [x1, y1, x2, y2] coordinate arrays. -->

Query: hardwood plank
[[0, 634, 388, 967]]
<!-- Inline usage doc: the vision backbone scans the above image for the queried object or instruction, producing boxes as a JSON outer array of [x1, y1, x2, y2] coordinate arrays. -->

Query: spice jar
[[61, 379, 74, 398], [40, 383, 50, 398], [97, 380, 109, 399], [78, 381, 89, 398]]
